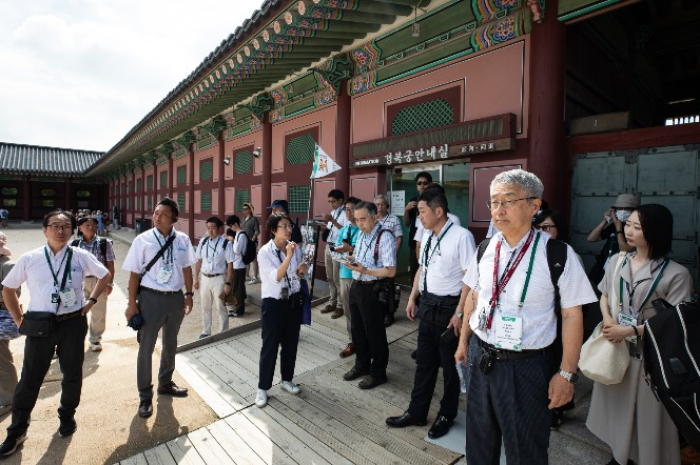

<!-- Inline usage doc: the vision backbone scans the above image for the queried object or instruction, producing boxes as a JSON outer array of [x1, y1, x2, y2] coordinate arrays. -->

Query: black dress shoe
[[428, 415, 454, 439], [386, 411, 427, 428], [358, 375, 387, 390], [343, 366, 369, 381], [157, 381, 188, 397], [138, 400, 153, 418], [411, 349, 417, 360], [0, 433, 27, 457], [58, 419, 77, 438], [384, 313, 394, 327]]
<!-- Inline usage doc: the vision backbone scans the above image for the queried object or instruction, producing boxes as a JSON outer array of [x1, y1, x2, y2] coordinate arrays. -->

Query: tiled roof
[[0, 142, 105, 176]]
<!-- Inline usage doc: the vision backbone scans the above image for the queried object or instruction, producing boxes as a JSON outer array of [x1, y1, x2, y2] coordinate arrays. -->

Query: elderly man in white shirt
[[0, 210, 110, 456], [386, 188, 475, 440], [194, 216, 229, 338], [454, 169, 597, 465], [122, 198, 198, 420]]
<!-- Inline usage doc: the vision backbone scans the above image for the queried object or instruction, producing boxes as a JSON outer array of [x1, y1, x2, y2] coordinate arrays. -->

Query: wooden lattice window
[[286, 134, 315, 165], [288, 185, 310, 214], [147, 175, 153, 191], [201, 192, 212, 211], [200, 160, 213, 181], [136, 179, 142, 193], [236, 189, 250, 213], [177, 166, 187, 184], [390, 98, 454, 136], [177, 194, 185, 212], [160, 171, 168, 189], [234, 151, 253, 174]]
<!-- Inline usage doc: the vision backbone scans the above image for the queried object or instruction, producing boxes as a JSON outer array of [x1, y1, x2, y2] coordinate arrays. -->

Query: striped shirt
[[378, 214, 403, 237], [352, 223, 396, 281], [73, 236, 116, 266]]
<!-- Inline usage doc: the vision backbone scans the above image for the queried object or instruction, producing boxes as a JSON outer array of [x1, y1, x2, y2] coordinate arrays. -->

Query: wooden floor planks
[[122, 311, 463, 465]]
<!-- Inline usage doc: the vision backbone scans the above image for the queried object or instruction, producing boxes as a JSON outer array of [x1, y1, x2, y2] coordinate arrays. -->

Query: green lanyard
[[421, 221, 454, 269], [44, 246, 73, 290], [153, 230, 174, 265], [206, 236, 221, 261], [517, 231, 540, 309], [618, 256, 668, 317]]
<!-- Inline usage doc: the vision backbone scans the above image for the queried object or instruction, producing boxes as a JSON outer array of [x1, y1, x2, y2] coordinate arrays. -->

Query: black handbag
[[19, 311, 55, 338]]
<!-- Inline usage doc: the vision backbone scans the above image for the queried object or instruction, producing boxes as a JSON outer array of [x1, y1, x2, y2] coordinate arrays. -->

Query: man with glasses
[[194, 217, 229, 337], [454, 169, 596, 464], [375, 194, 403, 327], [404, 172, 432, 284], [0, 210, 111, 456], [72, 216, 116, 352], [122, 198, 198, 419], [320, 190, 347, 317]]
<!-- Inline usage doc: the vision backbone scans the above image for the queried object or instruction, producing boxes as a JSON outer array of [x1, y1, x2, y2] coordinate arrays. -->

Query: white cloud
[[0, 0, 263, 151]]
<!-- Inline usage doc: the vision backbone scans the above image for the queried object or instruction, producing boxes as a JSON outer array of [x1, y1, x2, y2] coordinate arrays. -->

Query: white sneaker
[[89, 342, 102, 352], [280, 381, 300, 395], [255, 389, 268, 408]]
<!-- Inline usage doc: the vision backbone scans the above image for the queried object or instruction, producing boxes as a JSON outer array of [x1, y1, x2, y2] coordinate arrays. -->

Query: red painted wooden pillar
[[260, 117, 272, 244], [168, 154, 174, 200], [218, 133, 226, 221], [188, 145, 195, 239], [334, 81, 351, 199], [131, 170, 136, 228], [22, 176, 31, 221], [526, 0, 567, 209]]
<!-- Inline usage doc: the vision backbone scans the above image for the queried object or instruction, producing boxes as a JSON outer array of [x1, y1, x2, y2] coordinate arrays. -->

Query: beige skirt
[[586, 357, 680, 465]]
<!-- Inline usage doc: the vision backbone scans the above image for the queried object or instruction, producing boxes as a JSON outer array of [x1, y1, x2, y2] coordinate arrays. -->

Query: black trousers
[[7, 315, 87, 438], [258, 297, 302, 390], [231, 267, 247, 315], [408, 304, 460, 421], [349, 281, 388, 378], [465, 337, 552, 465], [409, 240, 419, 284]]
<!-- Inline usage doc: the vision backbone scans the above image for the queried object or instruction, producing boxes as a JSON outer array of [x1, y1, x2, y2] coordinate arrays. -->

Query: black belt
[[0, 303, 6, 310], [421, 291, 460, 299], [56, 309, 85, 322], [139, 286, 182, 295], [202, 273, 224, 278], [476, 337, 550, 361], [352, 278, 387, 286]]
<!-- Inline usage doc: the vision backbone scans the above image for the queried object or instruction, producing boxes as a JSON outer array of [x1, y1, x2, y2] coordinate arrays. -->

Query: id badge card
[[156, 266, 173, 284], [202, 261, 213, 273], [59, 288, 77, 308], [51, 293, 60, 304], [493, 315, 523, 351], [618, 313, 636, 327]]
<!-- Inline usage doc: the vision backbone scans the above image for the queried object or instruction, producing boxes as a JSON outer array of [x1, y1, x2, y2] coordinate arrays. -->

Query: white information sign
[[390, 190, 405, 216]]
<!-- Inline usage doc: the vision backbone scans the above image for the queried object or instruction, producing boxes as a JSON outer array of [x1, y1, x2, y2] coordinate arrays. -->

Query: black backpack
[[643, 298, 700, 451], [71, 237, 112, 265], [236, 231, 257, 265], [476, 236, 568, 367]]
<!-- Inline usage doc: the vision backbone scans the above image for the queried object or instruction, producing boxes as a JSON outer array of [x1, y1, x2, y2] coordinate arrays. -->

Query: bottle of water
[[456, 361, 469, 393]]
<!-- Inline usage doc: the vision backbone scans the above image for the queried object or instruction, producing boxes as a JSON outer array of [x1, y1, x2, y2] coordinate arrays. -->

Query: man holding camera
[[386, 187, 474, 438], [342, 202, 396, 390], [320, 190, 347, 318]]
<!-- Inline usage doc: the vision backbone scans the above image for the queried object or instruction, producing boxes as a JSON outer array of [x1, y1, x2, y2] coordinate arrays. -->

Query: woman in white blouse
[[255, 214, 308, 408]]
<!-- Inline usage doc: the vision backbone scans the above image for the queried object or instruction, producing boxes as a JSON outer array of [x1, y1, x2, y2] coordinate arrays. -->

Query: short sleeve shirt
[[334, 224, 360, 279], [419, 222, 475, 296], [462, 230, 597, 349], [258, 240, 304, 299], [379, 214, 403, 238], [195, 235, 229, 275], [351, 223, 396, 281], [326, 205, 349, 243], [74, 236, 116, 266]]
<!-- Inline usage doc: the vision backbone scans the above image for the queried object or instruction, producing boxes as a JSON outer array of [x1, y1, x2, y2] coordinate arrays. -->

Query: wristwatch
[[455, 312, 464, 319], [88, 297, 98, 304], [558, 369, 579, 384]]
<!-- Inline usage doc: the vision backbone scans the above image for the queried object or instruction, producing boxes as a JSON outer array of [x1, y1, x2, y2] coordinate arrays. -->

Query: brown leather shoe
[[339, 343, 354, 358], [331, 308, 344, 319], [321, 304, 335, 314]]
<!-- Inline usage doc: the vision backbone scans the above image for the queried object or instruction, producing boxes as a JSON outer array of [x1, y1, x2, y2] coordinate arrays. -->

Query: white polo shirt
[[122, 227, 198, 292], [2, 243, 109, 315], [228, 231, 247, 270], [258, 240, 304, 299], [462, 230, 597, 349], [419, 221, 475, 296], [352, 223, 396, 281], [414, 212, 461, 242], [195, 235, 229, 275], [379, 213, 403, 238], [326, 205, 348, 243]]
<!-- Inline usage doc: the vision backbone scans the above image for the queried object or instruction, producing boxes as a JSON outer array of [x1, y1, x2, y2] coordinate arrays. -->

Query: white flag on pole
[[310, 144, 342, 179]]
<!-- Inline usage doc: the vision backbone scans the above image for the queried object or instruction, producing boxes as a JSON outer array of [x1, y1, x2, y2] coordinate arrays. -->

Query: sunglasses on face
[[536, 224, 557, 231], [416, 181, 430, 186]]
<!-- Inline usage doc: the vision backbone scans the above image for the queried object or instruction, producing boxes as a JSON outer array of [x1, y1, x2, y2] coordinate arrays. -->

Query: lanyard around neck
[[153, 229, 174, 265], [274, 247, 293, 289], [206, 236, 222, 260], [619, 256, 668, 317], [485, 229, 539, 330], [360, 225, 381, 261], [44, 246, 73, 290], [421, 221, 454, 293]]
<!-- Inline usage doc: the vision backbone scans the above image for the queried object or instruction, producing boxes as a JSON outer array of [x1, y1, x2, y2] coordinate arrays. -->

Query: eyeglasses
[[536, 224, 557, 231], [416, 181, 430, 186], [328, 199, 340, 204], [277, 223, 294, 230], [47, 224, 72, 231], [375, 203, 388, 207], [486, 197, 536, 210], [345, 207, 354, 212]]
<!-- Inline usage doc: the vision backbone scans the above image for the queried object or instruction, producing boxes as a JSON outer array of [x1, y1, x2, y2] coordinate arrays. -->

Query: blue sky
[[0, 0, 262, 152]]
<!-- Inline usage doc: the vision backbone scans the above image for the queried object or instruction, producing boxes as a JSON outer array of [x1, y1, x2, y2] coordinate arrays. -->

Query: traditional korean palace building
[[1, 0, 699, 286]]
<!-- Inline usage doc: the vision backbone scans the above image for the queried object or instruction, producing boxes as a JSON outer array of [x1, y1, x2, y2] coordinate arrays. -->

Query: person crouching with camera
[[255, 214, 308, 408]]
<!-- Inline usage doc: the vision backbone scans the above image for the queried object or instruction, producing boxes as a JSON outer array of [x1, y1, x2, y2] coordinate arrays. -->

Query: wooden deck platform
[[116, 310, 465, 465]]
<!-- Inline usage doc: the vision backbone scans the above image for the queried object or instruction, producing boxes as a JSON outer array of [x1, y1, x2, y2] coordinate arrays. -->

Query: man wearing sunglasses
[[404, 172, 432, 284]]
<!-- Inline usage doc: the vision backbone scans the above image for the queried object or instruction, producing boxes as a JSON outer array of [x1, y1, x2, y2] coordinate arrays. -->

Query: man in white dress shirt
[[0, 210, 110, 456], [194, 216, 229, 338], [226, 215, 248, 317], [375, 194, 403, 327], [320, 189, 348, 317], [122, 198, 198, 419], [387, 188, 475, 439], [454, 170, 597, 464]]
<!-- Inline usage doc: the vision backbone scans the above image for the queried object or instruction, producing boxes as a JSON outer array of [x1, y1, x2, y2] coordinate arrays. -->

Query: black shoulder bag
[[138, 234, 177, 290]]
